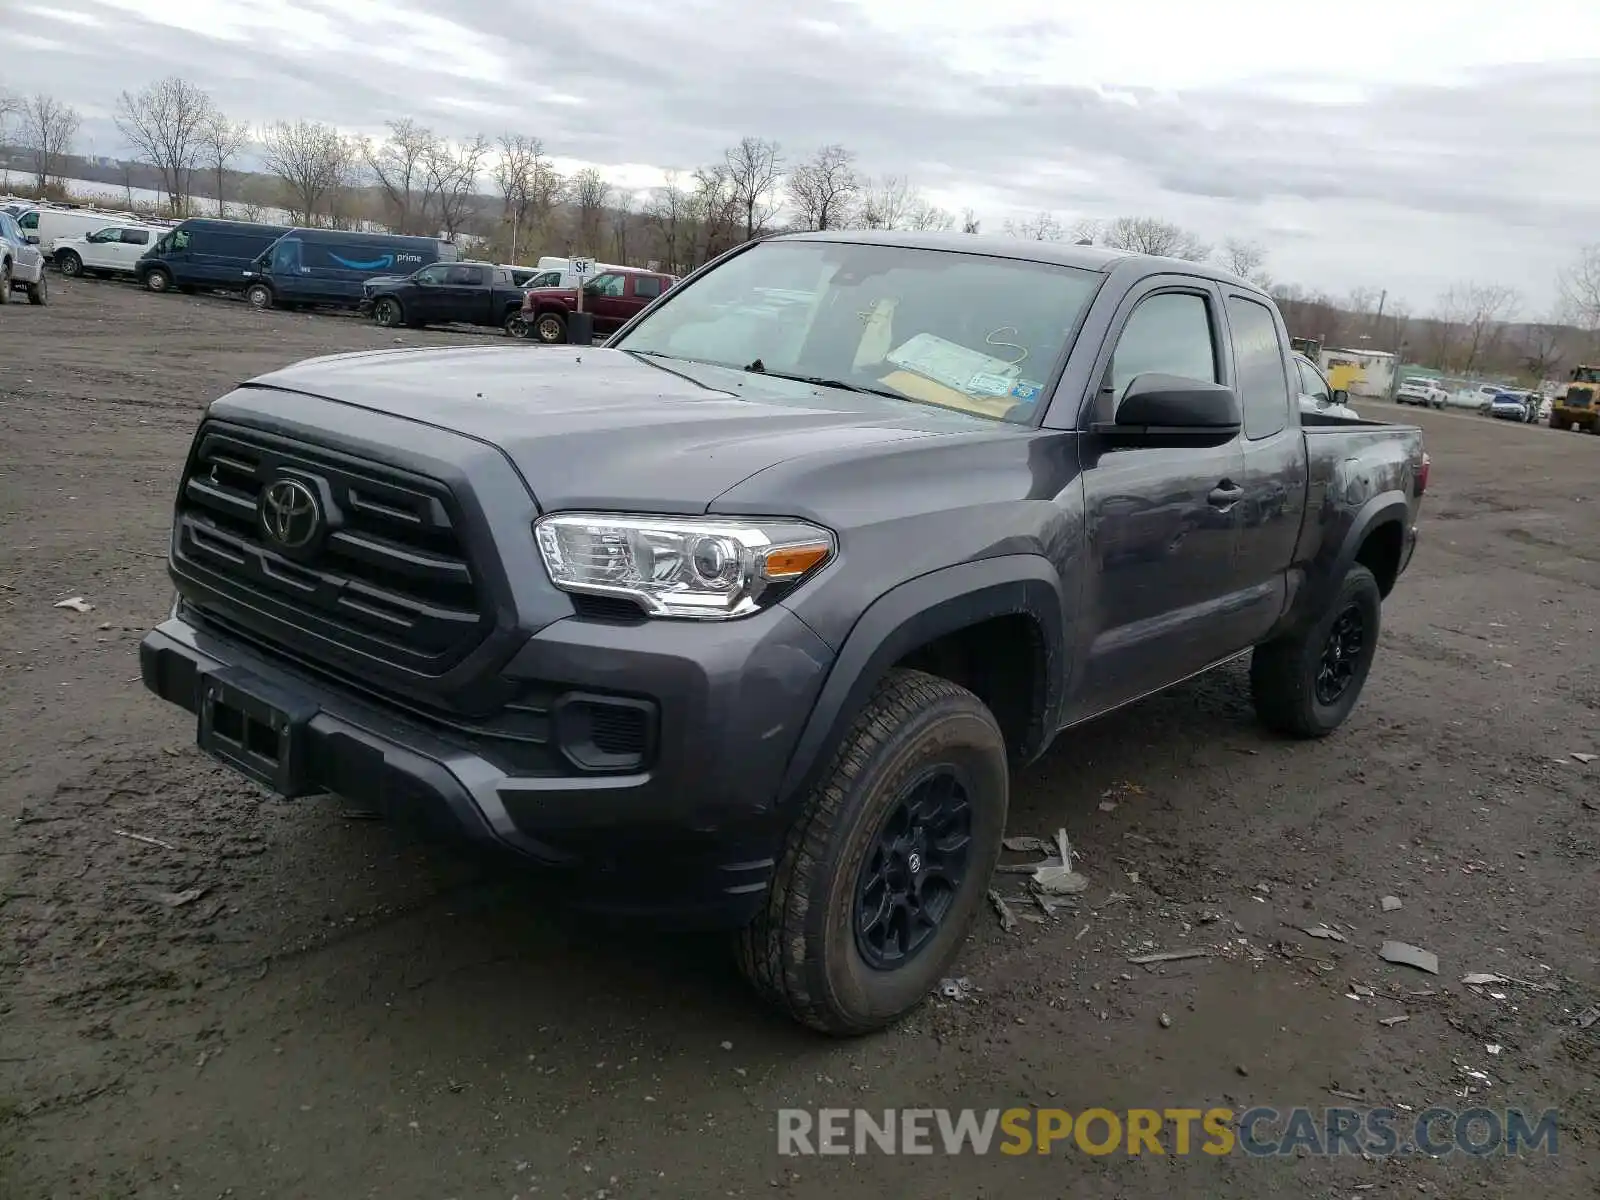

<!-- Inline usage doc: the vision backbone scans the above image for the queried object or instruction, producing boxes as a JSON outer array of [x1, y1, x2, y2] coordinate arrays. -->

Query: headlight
[[534, 513, 834, 620]]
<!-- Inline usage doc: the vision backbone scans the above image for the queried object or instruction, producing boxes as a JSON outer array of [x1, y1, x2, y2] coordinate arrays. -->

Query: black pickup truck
[[141, 231, 1426, 1034], [359, 261, 527, 332]]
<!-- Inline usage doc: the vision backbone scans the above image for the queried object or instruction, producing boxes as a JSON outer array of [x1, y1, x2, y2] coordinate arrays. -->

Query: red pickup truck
[[519, 267, 675, 343]]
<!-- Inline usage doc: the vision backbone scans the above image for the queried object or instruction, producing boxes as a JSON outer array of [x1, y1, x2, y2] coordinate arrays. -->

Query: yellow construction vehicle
[[1550, 364, 1600, 433]]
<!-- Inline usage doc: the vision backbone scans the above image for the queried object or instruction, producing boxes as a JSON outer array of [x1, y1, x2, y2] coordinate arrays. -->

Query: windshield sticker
[[887, 334, 1021, 396], [968, 372, 1014, 397], [1009, 381, 1043, 402]]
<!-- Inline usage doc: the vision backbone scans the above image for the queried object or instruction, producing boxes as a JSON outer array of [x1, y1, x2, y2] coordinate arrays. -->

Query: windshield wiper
[[742, 361, 905, 401]]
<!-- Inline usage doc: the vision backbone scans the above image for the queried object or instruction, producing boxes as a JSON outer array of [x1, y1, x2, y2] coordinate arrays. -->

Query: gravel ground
[[2, 277, 1599, 1198]]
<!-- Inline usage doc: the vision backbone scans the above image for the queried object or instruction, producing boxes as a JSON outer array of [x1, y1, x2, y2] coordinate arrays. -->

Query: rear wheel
[[56, 250, 83, 278], [1251, 564, 1381, 738], [26, 272, 47, 305], [534, 311, 567, 344], [736, 669, 1008, 1035], [504, 310, 531, 337], [373, 297, 403, 327], [244, 282, 273, 310], [0, 259, 11, 304], [143, 266, 172, 293]]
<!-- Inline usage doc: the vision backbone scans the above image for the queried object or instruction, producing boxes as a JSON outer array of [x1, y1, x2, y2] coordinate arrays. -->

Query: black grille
[[175, 424, 488, 673], [1567, 386, 1594, 408]]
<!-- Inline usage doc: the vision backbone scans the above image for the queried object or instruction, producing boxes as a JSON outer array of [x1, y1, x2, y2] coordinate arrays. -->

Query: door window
[[413, 264, 450, 284], [633, 275, 664, 299], [1226, 296, 1291, 439], [446, 264, 486, 285], [586, 273, 626, 298], [1110, 292, 1217, 403], [121, 229, 151, 245], [1296, 358, 1330, 403], [529, 270, 561, 288], [269, 238, 302, 273], [19, 211, 37, 231]]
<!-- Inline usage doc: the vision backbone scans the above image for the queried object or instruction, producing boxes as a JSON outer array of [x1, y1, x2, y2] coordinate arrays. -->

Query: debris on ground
[[1379, 941, 1440, 975], [937, 977, 973, 1002], [1098, 800, 1117, 813], [53, 596, 94, 613], [1001, 836, 1054, 854], [1576, 1008, 1599, 1030], [155, 886, 209, 908], [1379, 1015, 1410, 1027], [1573, 752, 1597, 764], [113, 829, 177, 851], [1299, 924, 1349, 943], [1127, 948, 1211, 965], [1381, 895, 1403, 912], [1032, 829, 1091, 895], [988, 889, 1018, 931], [1486, 1044, 1502, 1055], [1158, 1013, 1172, 1028], [339, 810, 383, 821], [1462, 972, 1506, 986]]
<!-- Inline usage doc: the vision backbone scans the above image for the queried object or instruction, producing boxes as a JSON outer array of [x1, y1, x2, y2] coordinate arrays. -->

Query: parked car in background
[[518, 267, 674, 342], [51, 223, 161, 279], [1395, 376, 1448, 408], [502, 264, 539, 287], [242, 228, 459, 311], [361, 262, 529, 332], [17, 205, 144, 260], [0, 210, 48, 304], [1488, 391, 1534, 422], [138, 218, 291, 295], [1293, 353, 1362, 420]]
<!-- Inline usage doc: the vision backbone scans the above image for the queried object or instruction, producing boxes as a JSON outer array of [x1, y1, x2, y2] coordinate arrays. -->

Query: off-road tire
[[1251, 564, 1381, 738], [373, 297, 403, 328], [143, 266, 172, 293], [735, 668, 1008, 1035], [26, 272, 47, 305], [55, 250, 83, 278]]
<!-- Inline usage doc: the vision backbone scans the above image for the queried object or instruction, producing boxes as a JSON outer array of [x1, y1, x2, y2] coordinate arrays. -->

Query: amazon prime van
[[138, 218, 291, 294], [242, 228, 458, 310]]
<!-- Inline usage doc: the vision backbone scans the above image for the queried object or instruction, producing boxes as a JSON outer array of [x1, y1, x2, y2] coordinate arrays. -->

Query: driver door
[[407, 263, 451, 322], [583, 272, 632, 334]]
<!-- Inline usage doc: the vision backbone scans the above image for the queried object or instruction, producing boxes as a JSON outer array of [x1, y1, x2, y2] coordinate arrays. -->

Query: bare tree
[[364, 119, 439, 235], [1435, 282, 1519, 374], [1221, 238, 1268, 284], [855, 175, 915, 231], [786, 144, 858, 231], [1102, 216, 1210, 261], [1068, 218, 1101, 245], [724, 136, 783, 241], [18, 93, 80, 190], [960, 208, 980, 234], [114, 77, 214, 214], [609, 187, 635, 264], [688, 164, 741, 268], [198, 111, 251, 217], [1004, 211, 1063, 241], [1558, 244, 1600, 345], [1519, 320, 1567, 383], [571, 167, 611, 253], [643, 171, 693, 274], [494, 133, 541, 260], [260, 120, 350, 225], [904, 197, 954, 232], [424, 134, 489, 240]]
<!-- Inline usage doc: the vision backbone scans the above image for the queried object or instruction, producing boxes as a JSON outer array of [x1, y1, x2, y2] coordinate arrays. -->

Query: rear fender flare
[[777, 555, 1068, 807], [1287, 491, 1410, 636]]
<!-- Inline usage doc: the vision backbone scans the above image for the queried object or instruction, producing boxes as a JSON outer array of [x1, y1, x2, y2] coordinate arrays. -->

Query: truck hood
[[240, 346, 990, 513]]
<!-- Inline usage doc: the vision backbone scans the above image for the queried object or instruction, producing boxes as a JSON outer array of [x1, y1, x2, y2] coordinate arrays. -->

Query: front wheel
[[26, 272, 47, 305], [143, 266, 172, 293], [0, 259, 11, 304], [244, 283, 273, 310], [736, 669, 1008, 1035], [373, 297, 403, 327], [533, 311, 567, 344], [1251, 564, 1381, 738], [56, 251, 83, 278], [504, 310, 532, 338]]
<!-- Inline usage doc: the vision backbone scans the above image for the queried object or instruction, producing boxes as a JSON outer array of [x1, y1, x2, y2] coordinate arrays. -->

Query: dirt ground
[[3, 277, 1599, 1199]]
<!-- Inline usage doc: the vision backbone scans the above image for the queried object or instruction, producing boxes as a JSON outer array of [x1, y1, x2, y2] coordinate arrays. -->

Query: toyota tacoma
[[141, 231, 1427, 1034]]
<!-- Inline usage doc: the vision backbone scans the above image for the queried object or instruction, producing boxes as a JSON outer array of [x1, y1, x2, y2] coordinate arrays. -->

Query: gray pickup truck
[[140, 232, 1426, 1034]]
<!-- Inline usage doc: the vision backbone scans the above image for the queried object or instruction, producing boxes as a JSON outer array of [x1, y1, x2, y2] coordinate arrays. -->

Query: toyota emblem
[[259, 478, 321, 550]]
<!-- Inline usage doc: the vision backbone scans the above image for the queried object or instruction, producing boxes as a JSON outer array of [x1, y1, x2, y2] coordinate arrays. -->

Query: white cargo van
[[17, 205, 146, 260]]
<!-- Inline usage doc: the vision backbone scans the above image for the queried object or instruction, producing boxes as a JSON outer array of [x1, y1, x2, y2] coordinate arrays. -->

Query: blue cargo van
[[137, 218, 291, 294], [242, 228, 458, 310]]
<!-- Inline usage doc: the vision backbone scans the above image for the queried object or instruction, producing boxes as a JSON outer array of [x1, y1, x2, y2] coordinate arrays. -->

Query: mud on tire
[[1250, 564, 1382, 738], [736, 668, 1008, 1035]]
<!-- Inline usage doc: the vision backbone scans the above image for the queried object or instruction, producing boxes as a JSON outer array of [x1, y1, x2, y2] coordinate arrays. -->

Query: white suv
[[0, 210, 47, 304], [51, 223, 159, 279], [1395, 376, 1447, 407]]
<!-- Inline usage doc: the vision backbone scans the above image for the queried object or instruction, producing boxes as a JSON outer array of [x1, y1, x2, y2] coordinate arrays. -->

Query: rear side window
[[448, 264, 487, 285], [634, 275, 664, 300], [122, 229, 151, 246], [1296, 359, 1329, 402], [1110, 292, 1217, 401], [1227, 296, 1290, 439]]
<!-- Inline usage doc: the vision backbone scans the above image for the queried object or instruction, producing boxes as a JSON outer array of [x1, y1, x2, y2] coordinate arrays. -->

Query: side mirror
[[24, 234, 39, 245], [1097, 374, 1242, 443], [1331, 389, 1349, 405]]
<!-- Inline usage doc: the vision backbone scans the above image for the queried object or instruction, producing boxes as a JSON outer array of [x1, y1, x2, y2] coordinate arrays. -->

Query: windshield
[[613, 239, 1102, 424]]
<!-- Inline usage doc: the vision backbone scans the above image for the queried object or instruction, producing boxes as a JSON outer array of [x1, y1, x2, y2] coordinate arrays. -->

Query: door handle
[[1208, 481, 1244, 508]]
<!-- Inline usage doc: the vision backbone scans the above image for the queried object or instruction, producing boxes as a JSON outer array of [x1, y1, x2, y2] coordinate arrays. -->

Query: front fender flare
[[777, 554, 1068, 807]]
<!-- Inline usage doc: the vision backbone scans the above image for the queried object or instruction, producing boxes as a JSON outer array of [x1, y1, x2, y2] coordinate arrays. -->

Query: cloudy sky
[[11, 0, 1600, 314]]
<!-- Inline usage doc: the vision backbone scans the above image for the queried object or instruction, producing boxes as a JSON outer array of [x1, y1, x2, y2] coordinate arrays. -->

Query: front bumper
[[141, 603, 835, 926], [356, 297, 374, 314]]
